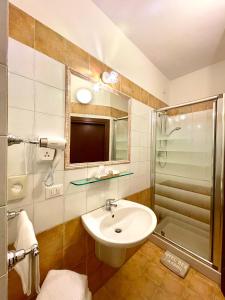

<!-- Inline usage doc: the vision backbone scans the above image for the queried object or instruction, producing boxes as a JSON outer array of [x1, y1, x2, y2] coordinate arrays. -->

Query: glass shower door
[[154, 100, 216, 262]]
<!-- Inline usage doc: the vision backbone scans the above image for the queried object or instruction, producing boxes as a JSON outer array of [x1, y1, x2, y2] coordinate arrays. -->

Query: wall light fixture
[[101, 71, 119, 84]]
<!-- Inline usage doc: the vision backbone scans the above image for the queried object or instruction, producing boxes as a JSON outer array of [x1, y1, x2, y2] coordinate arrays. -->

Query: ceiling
[[92, 0, 225, 79]]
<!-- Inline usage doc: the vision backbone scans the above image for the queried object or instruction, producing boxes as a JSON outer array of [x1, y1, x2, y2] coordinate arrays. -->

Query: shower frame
[[150, 94, 224, 280]]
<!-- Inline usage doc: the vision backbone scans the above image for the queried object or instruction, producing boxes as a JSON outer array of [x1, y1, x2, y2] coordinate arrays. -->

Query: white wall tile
[[64, 168, 87, 194], [34, 51, 65, 90], [0, 274, 7, 300], [8, 204, 33, 245], [34, 196, 64, 233], [64, 191, 86, 221], [7, 174, 34, 207], [131, 115, 142, 132], [33, 171, 64, 203], [8, 144, 35, 176], [34, 112, 64, 138], [8, 107, 34, 136], [131, 130, 140, 147], [0, 0, 7, 66], [6, 44, 153, 241], [131, 99, 149, 117], [35, 82, 65, 116], [131, 147, 140, 162], [0, 137, 7, 206], [86, 182, 105, 212], [0, 207, 7, 276], [8, 73, 34, 111], [139, 147, 148, 162], [8, 38, 34, 79], [104, 178, 118, 200], [139, 132, 148, 148], [0, 64, 8, 135], [118, 175, 130, 198]]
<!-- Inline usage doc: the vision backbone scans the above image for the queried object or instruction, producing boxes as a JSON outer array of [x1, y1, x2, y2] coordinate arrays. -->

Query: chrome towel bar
[[8, 244, 39, 270], [7, 209, 40, 270], [7, 209, 23, 220]]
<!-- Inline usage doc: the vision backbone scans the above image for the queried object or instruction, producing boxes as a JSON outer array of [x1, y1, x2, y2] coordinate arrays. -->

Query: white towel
[[14, 211, 40, 296], [36, 270, 91, 300]]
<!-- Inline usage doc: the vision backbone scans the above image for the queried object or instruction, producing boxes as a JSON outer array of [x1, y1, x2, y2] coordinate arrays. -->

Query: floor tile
[[93, 241, 225, 300]]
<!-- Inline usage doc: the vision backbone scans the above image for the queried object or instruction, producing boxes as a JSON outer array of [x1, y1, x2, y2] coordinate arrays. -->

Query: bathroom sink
[[81, 199, 157, 248]]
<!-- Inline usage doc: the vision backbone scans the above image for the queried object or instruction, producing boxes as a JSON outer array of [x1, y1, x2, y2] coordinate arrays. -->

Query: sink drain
[[115, 228, 122, 233]]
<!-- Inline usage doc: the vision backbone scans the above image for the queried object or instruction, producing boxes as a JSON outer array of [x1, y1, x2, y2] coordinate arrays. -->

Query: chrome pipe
[[156, 94, 222, 112], [7, 135, 39, 146]]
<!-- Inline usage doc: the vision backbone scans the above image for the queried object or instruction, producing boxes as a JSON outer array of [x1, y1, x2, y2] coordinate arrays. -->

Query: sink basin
[[81, 199, 157, 248]]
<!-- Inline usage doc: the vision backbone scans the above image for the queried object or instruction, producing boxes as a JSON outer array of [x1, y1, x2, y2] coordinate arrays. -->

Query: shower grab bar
[[7, 244, 39, 270]]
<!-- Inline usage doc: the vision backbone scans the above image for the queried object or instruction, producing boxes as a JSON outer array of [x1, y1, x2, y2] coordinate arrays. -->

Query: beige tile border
[[9, 3, 167, 110]]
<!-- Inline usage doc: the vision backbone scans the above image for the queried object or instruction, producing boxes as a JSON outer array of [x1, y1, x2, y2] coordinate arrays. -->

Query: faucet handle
[[106, 198, 115, 205]]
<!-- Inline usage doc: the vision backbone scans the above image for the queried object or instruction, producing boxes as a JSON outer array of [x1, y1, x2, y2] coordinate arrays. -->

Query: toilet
[[36, 270, 92, 300]]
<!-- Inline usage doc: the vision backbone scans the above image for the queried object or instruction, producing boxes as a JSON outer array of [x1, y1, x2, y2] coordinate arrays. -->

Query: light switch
[[8, 175, 27, 201], [45, 184, 63, 199]]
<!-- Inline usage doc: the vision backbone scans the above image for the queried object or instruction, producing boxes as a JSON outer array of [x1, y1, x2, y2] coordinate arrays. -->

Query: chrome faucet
[[105, 199, 117, 211]]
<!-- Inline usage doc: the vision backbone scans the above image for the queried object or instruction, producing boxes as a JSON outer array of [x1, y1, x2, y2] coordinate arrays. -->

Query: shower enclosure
[[152, 94, 224, 271]]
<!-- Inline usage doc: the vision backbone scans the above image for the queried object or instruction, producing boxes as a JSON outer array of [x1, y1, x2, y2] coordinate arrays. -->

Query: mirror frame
[[65, 67, 131, 169]]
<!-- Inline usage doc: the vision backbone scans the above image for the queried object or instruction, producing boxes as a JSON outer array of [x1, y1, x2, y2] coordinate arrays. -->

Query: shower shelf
[[156, 149, 211, 153], [157, 137, 190, 141], [156, 160, 211, 168], [70, 171, 133, 186]]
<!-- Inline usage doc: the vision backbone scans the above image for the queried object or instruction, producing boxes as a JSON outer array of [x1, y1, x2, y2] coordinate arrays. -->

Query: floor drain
[[115, 228, 122, 233]]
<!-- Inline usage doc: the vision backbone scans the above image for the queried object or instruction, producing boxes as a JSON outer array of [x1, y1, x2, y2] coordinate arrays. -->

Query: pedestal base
[[95, 242, 127, 268]]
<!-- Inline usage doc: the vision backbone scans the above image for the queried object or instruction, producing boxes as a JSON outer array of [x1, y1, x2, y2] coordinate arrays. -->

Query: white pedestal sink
[[81, 199, 157, 267]]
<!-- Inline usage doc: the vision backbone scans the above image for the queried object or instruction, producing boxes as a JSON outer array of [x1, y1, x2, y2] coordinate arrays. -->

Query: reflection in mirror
[[65, 68, 130, 168]]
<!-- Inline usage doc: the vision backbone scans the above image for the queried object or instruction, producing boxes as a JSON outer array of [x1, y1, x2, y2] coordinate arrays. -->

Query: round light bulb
[[76, 88, 93, 104]]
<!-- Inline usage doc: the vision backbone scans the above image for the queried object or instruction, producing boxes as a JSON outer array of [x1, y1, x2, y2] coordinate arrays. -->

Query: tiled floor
[[93, 241, 225, 300]]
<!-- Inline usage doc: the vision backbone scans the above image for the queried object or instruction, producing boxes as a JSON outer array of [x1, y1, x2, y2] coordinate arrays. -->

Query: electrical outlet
[[45, 184, 63, 199], [38, 147, 55, 161]]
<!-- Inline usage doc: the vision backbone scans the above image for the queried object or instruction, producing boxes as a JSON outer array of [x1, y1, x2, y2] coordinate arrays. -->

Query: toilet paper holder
[[7, 209, 39, 270]]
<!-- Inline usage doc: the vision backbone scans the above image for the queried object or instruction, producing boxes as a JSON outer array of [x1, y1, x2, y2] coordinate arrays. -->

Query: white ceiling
[[92, 0, 225, 79]]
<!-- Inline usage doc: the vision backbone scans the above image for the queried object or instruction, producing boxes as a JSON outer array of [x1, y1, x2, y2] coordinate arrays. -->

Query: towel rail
[[8, 244, 39, 271], [7, 210, 39, 270], [7, 209, 23, 220]]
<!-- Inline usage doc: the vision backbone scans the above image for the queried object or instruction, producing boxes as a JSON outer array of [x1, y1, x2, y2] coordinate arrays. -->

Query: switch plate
[[8, 175, 27, 201], [45, 184, 63, 199], [38, 147, 55, 161]]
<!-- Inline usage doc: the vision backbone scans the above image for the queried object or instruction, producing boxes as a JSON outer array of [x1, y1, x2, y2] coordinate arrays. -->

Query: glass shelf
[[70, 171, 133, 186]]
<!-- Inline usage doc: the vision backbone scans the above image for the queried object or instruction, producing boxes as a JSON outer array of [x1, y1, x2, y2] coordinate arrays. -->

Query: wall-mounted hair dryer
[[7, 135, 66, 150], [39, 138, 66, 150], [7, 135, 67, 186], [39, 138, 67, 186]]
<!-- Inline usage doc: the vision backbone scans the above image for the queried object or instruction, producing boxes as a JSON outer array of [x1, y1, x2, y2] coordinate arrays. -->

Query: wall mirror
[[65, 68, 131, 169]]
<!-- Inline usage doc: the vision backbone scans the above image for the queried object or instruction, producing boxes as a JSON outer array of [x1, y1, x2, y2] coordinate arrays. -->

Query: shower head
[[167, 127, 182, 136]]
